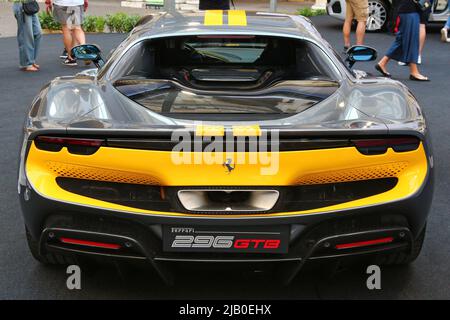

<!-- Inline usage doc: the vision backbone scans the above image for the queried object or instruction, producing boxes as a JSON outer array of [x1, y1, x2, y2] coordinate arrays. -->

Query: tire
[[376, 224, 426, 265], [366, 0, 390, 32], [26, 228, 76, 265]]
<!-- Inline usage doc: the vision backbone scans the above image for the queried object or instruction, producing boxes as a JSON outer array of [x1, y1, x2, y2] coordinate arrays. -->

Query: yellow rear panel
[[25, 142, 428, 217]]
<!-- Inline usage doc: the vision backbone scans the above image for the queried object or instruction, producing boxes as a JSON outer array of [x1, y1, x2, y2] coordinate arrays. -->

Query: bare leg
[[355, 21, 366, 45], [61, 25, 73, 58], [419, 24, 426, 57], [72, 26, 86, 46], [409, 63, 428, 79], [72, 30, 78, 48], [343, 19, 352, 48], [378, 56, 390, 70]]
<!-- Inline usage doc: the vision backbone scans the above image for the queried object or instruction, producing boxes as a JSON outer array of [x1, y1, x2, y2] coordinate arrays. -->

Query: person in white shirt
[[45, 0, 88, 66]]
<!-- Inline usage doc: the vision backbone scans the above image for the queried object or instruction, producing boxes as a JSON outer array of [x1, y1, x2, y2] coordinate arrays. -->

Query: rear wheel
[[366, 0, 389, 32], [376, 224, 426, 265], [26, 228, 76, 265]]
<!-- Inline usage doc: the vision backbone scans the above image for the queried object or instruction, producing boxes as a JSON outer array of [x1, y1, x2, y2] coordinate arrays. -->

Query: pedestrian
[[45, 0, 88, 66], [375, 0, 429, 81], [342, 0, 369, 51], [12, 0, 42, 72], [441, 16, 450, 42], [199, 0, 230, 10]]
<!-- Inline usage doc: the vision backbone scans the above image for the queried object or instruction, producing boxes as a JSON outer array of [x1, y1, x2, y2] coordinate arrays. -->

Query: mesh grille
[[295, 162, 409, 185], [47, 162, 160, 185]]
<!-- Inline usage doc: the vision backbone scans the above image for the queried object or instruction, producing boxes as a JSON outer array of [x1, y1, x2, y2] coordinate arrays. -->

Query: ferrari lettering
[[234, 239, 281, 249], [171, 235, 280, 250]]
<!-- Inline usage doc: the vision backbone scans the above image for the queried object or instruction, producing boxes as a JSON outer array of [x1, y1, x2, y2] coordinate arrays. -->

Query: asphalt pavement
[[0, 16, 449, 299]]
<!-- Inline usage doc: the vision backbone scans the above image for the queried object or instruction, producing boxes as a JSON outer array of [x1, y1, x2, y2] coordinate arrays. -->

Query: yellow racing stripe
[[232, 125, 261, 137], [228, 10, 247, 26], [196, 125, 225, 137], [204, 10, 223, 26]]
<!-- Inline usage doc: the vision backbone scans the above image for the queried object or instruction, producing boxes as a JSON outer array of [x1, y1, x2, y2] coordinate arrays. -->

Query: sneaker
[[441, 28, 449, 42], [63, 58, 77, 66], [398, 61, 407, 66], [60, 49, 68, 59]]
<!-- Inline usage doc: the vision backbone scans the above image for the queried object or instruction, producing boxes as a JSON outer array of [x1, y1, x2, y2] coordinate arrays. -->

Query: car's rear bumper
[[20, 164, 433, 283]]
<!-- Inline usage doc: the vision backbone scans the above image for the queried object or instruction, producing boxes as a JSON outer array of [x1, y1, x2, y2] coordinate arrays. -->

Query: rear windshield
[[182, 37, 268, 64], [110, 35, 339, 82]]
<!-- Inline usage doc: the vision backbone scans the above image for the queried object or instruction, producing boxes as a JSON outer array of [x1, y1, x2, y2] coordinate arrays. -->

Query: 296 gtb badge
[[163, 226, 289, 253]]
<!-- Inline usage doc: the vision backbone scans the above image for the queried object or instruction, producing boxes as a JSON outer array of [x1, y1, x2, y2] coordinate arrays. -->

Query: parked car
[[327, 0, 450, 31]]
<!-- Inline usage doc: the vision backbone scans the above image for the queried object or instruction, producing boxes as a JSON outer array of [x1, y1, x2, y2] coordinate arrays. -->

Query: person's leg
[[71, 31, 78, 48], [31, 13, 42, 66], [376, 25, 403, 75], [72, 26, 86, 47], [441, 17, 450, 42], [409, 63, 428, 80], [354, 0, 368, 45], [406, 14, 427, 79], [14, 4, 37, 69], [355, 21, 366, 45], [61, 25, 74, 57], [419, 23, 426, 62], [377, 56, 391, 70], [70, 6, 86, 53], [343, 1, 354, 48]]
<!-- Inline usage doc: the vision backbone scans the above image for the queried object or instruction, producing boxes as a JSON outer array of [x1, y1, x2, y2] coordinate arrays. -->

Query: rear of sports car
[[18, 16, 433, 284]]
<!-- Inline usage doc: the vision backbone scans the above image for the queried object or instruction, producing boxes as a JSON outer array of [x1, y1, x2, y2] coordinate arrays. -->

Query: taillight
[[60, 237, 121, 250], [335, 236, 394, 250], [352, 137, 420, 155], [35, 136, 104, 155]]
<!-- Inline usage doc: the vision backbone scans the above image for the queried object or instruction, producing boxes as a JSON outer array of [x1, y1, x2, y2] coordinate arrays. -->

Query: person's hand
[[84, 0, 88, 12], [45, 0, 52, 13]]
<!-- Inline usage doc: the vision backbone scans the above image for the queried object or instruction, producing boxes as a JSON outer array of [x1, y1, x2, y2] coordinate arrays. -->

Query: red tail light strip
[[352, 138, 419, 148], [335, 236, 394, 250], [36, 136, 104, 147], [60, 237, 121, 250]]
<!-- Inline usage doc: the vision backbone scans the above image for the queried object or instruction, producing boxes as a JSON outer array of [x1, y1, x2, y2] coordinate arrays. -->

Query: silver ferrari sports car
[[19, 10, 433, 284]]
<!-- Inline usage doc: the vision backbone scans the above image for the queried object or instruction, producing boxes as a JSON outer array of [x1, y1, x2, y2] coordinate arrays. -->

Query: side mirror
[[345, 45, 377, 68], [71, 44, 105, 68]]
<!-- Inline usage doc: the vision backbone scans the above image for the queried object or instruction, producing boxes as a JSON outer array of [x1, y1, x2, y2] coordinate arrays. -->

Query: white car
[[326, 0, 450, 31]]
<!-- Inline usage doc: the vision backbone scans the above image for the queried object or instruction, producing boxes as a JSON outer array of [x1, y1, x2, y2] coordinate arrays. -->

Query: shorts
[[53, 4, 84, 28], [345, 0, 369, 22]]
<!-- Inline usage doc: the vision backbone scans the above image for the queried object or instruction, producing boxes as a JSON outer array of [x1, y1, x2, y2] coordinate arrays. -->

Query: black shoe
[[409, 74, 430, 81], [63, 58, 77, 66], [375, 64, 391, 78], [60, 49, 68, 59]]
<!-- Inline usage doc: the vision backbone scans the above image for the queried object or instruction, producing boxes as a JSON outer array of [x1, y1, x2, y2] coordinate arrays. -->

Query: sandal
[[21, 66, 39, 72], [33, 63, 40, 69]]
